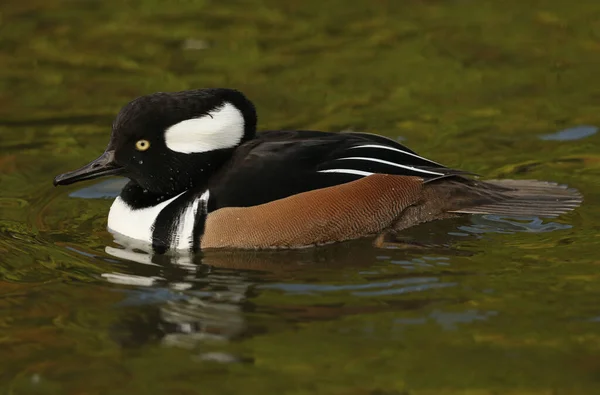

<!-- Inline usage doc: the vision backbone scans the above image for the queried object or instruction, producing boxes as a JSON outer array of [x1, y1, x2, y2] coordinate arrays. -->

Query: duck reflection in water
[[97, 218, 478, 354]]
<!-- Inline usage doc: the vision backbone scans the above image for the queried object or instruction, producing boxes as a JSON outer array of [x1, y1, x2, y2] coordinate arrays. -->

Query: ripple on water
[[395, 309, 498, 331], [259, 275, 456, 297], [458, 214, 572, 235], [539, 125, 598, 141], [389, 256, 451, 270], [69, 178, 128, 199]]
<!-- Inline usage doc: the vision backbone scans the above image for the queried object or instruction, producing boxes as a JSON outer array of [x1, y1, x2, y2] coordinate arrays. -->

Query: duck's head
[[53, 88, 257, 195]]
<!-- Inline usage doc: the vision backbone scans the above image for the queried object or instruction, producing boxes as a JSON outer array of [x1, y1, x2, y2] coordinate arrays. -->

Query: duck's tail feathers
[[450, 179, 583, 218]]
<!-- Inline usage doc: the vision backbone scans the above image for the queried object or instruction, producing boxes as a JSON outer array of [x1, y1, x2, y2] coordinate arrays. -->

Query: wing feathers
[[318, 142, 462, 180], [332, 157, 445, 176], [348, 144, 444, 166]]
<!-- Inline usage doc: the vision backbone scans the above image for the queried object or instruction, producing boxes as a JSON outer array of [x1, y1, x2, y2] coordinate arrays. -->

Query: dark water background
[[1, 1, 600, 394]]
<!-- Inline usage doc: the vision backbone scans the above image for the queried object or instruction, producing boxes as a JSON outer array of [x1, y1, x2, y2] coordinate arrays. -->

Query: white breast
[[107, 190, 209, 251]]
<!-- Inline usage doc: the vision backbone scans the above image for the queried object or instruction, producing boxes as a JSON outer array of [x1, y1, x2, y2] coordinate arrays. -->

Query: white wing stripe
[[335, 156, 445, 175], [318, 169, 374, 177], [348, 144, 442, 165]]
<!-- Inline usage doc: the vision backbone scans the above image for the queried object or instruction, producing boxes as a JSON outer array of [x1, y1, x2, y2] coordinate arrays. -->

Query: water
[[1, 0, 600, 393]]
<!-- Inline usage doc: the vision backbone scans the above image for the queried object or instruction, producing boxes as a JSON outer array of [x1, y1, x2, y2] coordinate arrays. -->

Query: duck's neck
[[117, 147, 237, 209], [118, 181, 187, 209]]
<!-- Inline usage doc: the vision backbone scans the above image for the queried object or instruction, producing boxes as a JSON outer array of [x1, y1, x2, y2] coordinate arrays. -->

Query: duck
[[53, 88, 582, 254]]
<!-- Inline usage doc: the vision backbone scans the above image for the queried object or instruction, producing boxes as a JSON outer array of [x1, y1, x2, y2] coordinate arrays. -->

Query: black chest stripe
[[192, 192, 209, 253], [151, 190, 197, 254]]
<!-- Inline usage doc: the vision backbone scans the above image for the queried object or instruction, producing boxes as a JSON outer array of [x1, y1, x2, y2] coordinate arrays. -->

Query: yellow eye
[[135, 139, 150, 151]]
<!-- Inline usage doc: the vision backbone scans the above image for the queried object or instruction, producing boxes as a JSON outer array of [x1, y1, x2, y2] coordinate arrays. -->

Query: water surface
[[1, 0, 600, 394]]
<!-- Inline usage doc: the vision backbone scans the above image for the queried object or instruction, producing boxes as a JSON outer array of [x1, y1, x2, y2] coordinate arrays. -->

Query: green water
[[1, 0, 600, 393]]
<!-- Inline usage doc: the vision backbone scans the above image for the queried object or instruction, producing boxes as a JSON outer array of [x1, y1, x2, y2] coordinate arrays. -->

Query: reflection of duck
[[101, 219, 479, 345], [103, 241, 251, 352], [101, 215, 547, 354], [53, 88, 581, 254], [101, 238, 469, 356]]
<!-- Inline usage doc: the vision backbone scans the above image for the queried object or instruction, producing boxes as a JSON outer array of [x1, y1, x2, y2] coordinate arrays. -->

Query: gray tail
[[450, 179, 583, 218]]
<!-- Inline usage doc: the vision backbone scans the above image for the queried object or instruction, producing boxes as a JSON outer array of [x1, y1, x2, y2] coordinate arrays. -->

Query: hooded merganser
[[53, 88, 582, 254]]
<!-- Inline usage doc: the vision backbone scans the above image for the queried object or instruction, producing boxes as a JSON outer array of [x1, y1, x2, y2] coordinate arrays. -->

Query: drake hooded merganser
[[54, 88, 582, 254]]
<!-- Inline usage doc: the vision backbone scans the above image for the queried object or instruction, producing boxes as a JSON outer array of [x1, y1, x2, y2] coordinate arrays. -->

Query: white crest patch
[[164, 102, 245, 154]]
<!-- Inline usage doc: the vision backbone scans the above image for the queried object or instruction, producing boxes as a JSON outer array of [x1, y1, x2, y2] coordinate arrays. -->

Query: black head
[[53, 88, 257, 196]]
